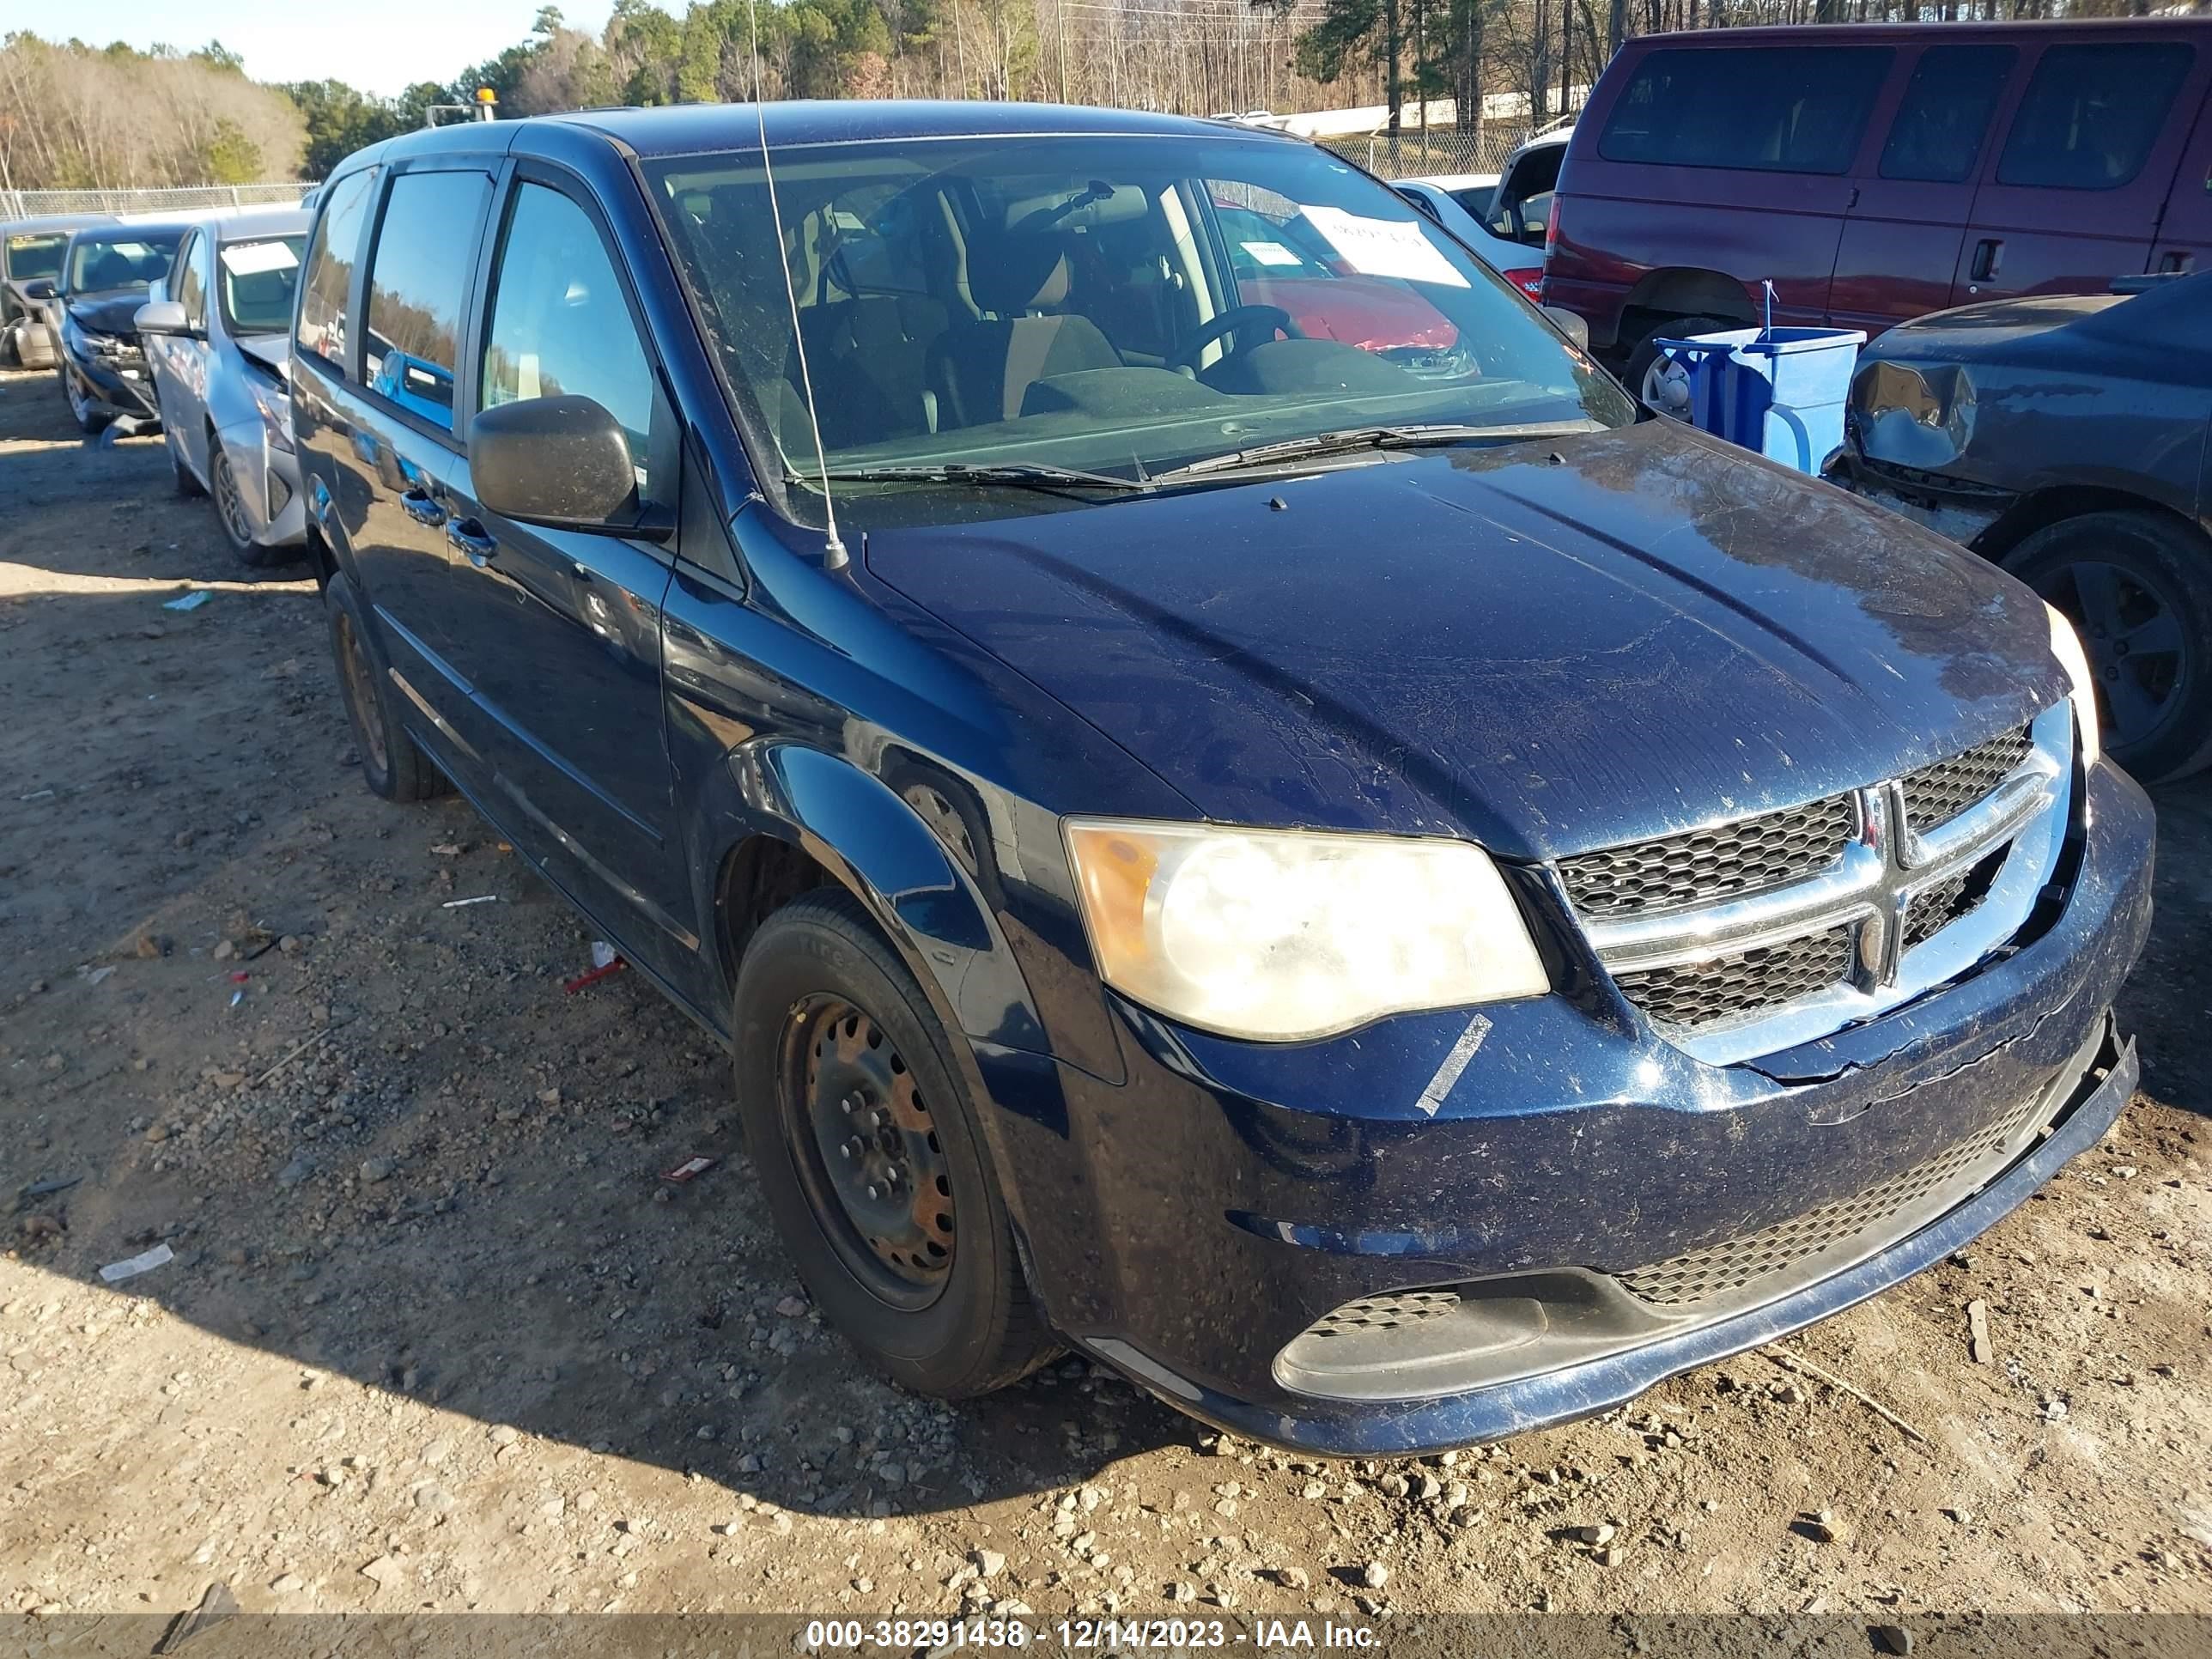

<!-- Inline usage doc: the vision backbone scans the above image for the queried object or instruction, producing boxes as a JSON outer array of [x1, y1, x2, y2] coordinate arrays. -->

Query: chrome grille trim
[[1562, 706, 2072, 1066]]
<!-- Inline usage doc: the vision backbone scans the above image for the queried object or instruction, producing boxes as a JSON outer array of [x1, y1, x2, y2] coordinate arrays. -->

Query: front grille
[[1613, 927, 1855, 1028], [1902, 726, 2032, 836], [1297, 1289, 1461, 1340], [1558, 793, 1856, 919], [1617, 1087, 2045, 1308]]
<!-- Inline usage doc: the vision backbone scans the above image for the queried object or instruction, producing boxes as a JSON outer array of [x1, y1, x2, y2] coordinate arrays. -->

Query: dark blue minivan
[[290, 101, 2152, 1454]]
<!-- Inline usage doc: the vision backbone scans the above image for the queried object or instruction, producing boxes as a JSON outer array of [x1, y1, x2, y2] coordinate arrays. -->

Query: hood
[[65, 290, 149, 337], [866, 422, 2065, 860], [237, 332, 291, 381]]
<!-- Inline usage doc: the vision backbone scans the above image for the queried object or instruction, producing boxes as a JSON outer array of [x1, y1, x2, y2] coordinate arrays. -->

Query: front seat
[[929, 232, 1121, 428]]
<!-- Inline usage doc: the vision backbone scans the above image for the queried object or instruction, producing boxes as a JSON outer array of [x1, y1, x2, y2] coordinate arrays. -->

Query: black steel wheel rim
[[335, 611, 389, 775], [213, 453, 252, 548], [778, 994, 955, 1310], [2038, 557, 2191, 750]]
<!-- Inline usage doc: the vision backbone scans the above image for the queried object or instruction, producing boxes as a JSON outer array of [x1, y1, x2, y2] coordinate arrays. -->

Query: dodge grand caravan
[[1545, 19, 2212, 400], [294, 103, 2152, 1453]]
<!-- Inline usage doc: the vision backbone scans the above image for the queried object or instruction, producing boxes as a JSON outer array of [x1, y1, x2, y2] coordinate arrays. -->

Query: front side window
[[480, 182, 657, 492], [647, 133, 1627, 530], [1996, 42, 2195, 191], [6, 234, 68, 282], [296, 167, 378, 377], [64, 232, 182, 295], [173, 232, 207, 329], [218, 235, 307, 337], [1600, 46, 1893, 175], [1881, 45, 2017, 185], [363, 169, 493, 432]]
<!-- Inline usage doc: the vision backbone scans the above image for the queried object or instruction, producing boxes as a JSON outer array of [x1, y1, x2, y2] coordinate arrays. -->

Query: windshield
[[646, 132, 1628, 526], [7, 234, 68, 282], [218, 235, 306, 335], [64, 232, 181, 295]]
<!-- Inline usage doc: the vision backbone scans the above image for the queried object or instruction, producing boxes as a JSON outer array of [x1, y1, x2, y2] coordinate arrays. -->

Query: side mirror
[[1542, 305, 1590, 351], [470, 395, 653, 537], [136, 299, 188, 336], [21, 277, 53, 301]]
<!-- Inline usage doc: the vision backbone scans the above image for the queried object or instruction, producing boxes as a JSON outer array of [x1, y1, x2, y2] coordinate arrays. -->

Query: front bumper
[[64, 345, 161, 422], [983, 760, 2154, 1454], [216, 416, 306, 548]]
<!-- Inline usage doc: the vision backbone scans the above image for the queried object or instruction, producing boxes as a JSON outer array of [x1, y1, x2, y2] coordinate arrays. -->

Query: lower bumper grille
[[1616, 1085, 2045, 1309]]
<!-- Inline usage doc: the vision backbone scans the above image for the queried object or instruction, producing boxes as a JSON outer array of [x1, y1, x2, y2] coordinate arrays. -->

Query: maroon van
[[1545, 19, 2212, 401]]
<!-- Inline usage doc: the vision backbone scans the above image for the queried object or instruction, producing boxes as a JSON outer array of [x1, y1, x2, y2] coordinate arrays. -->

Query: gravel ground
[[3, 365, 2209, 1633]]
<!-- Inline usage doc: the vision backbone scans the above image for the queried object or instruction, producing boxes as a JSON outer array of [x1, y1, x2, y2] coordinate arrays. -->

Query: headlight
[[248, 376, 294, 454], [2045, 603, 2102, 769], [1063, 818, 1549, 1041]]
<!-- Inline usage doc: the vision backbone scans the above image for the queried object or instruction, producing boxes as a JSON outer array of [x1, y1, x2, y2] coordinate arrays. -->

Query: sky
[[0, 0, 661, 98]]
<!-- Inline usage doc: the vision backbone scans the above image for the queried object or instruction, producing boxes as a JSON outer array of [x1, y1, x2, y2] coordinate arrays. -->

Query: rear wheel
[[1626, 314, 1734, 421], [325, 570, 449, 802], [733, 890, 1054, 1398], [2006, 509, 2212, 782]]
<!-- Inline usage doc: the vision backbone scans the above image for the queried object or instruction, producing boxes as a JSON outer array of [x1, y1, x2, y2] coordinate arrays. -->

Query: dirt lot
[[3, 363, 2209, 1637]]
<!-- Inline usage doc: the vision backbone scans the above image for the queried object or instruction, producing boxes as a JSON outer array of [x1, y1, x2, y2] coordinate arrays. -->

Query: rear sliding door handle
[[1969, 238, 2004, 282], [447, 518, 498, 567], [399, 488, 445, 526]]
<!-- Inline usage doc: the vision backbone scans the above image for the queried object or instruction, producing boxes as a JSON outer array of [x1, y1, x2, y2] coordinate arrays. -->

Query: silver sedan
[[137, 207, 312, 565]]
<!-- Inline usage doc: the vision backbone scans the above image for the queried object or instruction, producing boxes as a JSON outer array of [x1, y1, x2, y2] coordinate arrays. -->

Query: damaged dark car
[[298, 106, 2153, 1454], [51, 221, 187, 434], [1839, 271, 2212, 782]]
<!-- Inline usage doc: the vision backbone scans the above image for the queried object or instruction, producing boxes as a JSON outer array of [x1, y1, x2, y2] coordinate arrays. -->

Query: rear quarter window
[[1600, 46, 1893, 175], [295, 167, 378, 377]]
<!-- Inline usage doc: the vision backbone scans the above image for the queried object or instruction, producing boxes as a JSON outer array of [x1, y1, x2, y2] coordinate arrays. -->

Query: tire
[[733, 889, 1054, 1399], [61, 363, 108, 434], [324, 569, 450, 803], [2004, 509, 2212, 783], [1625, 315, 1735, 420], [166, 427, 206, 498], [210, 447, 283, 568]]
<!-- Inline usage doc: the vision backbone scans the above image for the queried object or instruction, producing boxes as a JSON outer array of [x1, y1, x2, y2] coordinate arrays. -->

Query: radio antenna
[[746, 1, 848, 571]]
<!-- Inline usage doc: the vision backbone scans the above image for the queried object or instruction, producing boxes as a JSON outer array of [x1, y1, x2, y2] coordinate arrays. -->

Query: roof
[[210, 207, 313, 241], [355, 99, 1297, 169], [65, 219, 198, 241], [1631, 15, 2212, 47], [0, 212, 118, 236]]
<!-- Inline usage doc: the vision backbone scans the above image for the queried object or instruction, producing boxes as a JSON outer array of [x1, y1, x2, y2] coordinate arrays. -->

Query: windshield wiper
[[1150, 421, 1605, 482], [794, 461, 1154, 495]]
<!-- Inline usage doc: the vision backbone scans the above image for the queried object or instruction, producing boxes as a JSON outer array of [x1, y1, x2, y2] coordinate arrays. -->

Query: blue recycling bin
[[1648, 325, 1866, 476]]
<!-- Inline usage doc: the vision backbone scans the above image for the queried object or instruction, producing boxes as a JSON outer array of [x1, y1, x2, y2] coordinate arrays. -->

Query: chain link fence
[[1318, 127, 1534, 182], [1, 181, 317, 220]]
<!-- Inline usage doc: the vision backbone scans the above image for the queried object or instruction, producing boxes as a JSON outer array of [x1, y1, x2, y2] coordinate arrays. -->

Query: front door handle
[[447, 518, 497, 567], [1970, 237, 2004, 282], [399, 487, 445, 527]]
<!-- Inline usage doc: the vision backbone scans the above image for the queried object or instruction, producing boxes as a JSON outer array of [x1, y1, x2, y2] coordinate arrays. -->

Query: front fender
[[702, 741, 1053, 1062]]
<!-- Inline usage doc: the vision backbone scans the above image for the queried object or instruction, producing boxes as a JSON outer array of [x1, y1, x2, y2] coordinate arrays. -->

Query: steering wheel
[[1167, 304, 1304, 372]]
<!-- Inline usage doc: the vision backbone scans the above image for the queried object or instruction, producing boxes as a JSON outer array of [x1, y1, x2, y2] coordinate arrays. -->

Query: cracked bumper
[[989, 761, 2154, 1453]]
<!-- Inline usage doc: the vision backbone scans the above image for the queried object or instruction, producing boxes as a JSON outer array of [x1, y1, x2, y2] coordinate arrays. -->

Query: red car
[[1545, 19, 2212, 402], [1213, 201, 1459, 354]]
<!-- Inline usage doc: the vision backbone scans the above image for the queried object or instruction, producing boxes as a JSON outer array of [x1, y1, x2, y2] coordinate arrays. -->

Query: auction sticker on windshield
[[1239, 240, 1304, 267], [221, 241, 300, 276], [1301, 206, 1469, 288]]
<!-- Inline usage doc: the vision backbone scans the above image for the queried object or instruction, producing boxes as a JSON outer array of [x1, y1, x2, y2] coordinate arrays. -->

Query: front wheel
[[733, 890, 1054, 1398], [2008, 510, 2212, 782], [62, 365, 107, 434], [211, 447, 282, 567]]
